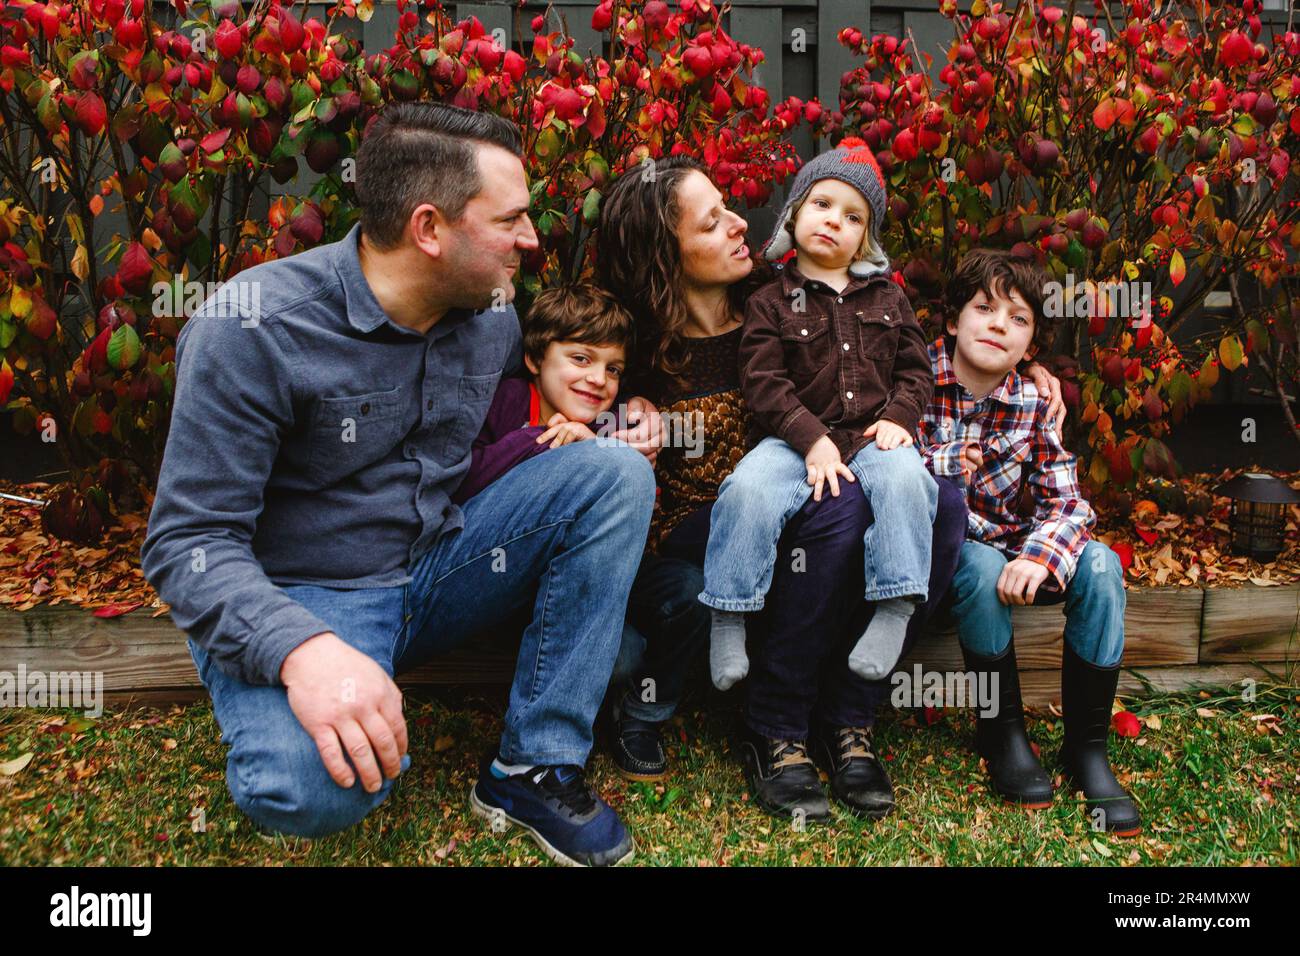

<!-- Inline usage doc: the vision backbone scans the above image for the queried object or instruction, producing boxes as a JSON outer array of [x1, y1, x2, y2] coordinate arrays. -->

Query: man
[[142, 103, 660, 866]]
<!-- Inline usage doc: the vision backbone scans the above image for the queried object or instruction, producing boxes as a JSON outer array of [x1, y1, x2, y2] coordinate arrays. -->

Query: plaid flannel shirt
[[918, 337, 1095, 590]]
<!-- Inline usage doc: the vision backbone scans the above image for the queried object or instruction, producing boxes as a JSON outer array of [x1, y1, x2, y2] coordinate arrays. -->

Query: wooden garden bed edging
[[0, 586, 1295, 708]]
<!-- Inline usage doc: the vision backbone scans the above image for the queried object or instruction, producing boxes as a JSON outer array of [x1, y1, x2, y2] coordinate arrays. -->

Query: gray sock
[[709, 610, 749, 691], [848, 598, 916, 680]]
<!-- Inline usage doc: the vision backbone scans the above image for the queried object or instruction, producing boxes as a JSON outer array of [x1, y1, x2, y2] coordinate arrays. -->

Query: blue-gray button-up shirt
[[141, 224, 521, 686]]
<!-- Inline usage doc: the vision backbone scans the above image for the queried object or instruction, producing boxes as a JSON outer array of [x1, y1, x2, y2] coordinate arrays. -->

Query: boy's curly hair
[[522, 283, 634, 369], [943, 247, 1058, 361]]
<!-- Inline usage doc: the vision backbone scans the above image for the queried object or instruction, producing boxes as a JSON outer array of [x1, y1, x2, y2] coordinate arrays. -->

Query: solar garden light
[[1214, 472, 1300, 562]]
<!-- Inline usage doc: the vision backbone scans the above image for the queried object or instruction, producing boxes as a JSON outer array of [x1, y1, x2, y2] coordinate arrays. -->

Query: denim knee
[[228, 738, 408, 839], [950, 542, 1012, 656], [1063, 540, 1126, 666]]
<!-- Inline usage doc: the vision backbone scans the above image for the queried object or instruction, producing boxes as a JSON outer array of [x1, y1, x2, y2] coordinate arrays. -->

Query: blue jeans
[[948, 539, 1126, 667], [191, 440, 655, 837], [699, 435, 938, 610]]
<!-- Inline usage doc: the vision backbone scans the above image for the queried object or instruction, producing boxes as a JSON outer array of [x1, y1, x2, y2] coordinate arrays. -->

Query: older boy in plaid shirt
[[918, 248, 1140, 837]]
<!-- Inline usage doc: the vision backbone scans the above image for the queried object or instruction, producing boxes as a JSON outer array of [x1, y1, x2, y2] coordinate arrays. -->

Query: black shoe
[[813, 723, 895, 819], [962, 640, 1055, 808], [471, 758, 635, 867], [735, 724, 830, 824], [610, 700, 667, 782], [1060, 644, 1143, 837]]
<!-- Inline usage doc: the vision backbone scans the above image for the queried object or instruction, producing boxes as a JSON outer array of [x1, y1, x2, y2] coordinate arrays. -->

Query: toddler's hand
[[862, 419, 913, 450], [538, 413, 597, 448], [804, 435, 855, 502]]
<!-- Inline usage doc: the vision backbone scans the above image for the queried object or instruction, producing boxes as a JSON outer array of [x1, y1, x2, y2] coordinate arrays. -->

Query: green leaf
[[581, 188, 602, 225], [0, 317, 16, 349]]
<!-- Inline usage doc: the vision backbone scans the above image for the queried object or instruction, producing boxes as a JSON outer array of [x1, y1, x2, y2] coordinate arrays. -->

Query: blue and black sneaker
[[470, 758, 635, 867]]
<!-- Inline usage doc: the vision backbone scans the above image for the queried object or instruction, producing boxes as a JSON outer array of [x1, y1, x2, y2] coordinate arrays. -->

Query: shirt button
[[846, 391, 854, 400], [843, 343, 851, 351]]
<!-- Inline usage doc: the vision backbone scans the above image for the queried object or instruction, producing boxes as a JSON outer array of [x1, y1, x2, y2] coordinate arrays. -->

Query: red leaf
[[200, 128, 232, 154], [74, 92, 107, 137], [93, 602, 143, 618], [1112, 711, 1141, 738], [1109, 541, 1135, 572], [1133, 525, 1158, 546]]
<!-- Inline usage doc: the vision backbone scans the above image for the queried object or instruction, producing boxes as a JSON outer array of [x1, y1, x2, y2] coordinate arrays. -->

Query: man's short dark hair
[[354, 103, 524, 248], [944, 247, 1057, 360], [523, 284, 633, 369]]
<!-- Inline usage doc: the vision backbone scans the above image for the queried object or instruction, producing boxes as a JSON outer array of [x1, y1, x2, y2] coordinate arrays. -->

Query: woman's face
[[674, 170, 753, 290]]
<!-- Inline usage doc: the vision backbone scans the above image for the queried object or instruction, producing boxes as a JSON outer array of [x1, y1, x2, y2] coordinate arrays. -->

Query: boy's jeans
[[699, 435, 938, 611], [948, 539, 1126, 667], [189, 440, 654, 838]]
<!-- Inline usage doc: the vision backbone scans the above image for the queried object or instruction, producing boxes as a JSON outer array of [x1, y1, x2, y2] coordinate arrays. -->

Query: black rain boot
[[962, 640, 1054, 808], [1060, 644, 1142, 837]]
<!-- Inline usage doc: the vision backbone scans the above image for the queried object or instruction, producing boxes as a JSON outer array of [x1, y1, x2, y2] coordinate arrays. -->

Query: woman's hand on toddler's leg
[[709, 609, 750, 690]]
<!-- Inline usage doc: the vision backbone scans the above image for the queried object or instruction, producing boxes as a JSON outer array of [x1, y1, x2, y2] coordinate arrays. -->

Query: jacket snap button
[[360, 402, 371, 415], [884, 314, 891, 322], [846, 391, 854, 399], [836, 296, 844, 303], [843, 343, 850, 351], [801, 328, 808, 336]]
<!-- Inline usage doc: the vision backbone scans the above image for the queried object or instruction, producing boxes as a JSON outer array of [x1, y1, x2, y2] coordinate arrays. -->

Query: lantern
[[1215, 472, 1300, 562]]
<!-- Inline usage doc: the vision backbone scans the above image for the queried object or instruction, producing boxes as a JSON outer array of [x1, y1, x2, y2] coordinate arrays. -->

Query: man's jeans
[[948, 539, 1126, 667], [190, 441, 654, 838], [699, 435, 939, 610]]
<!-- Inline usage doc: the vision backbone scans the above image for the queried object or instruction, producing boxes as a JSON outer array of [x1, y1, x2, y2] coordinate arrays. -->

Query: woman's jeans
[[616, 475, 969, 738], [948, 539, 1126, 667], [699, 436, 938, 610]]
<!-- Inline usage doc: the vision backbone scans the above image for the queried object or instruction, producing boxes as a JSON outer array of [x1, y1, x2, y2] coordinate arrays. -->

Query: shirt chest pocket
[[308, 387, 407, 486], [980, 432, 1033, 492], [439, 370, 503, 462], [856, 308, 900, 361], [779, 315, 830, 381]]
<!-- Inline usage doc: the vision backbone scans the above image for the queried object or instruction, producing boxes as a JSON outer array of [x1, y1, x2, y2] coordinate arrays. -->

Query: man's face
[[524, 340, 625, 424], [792, 178, 869, 270], [947, 284, 1037, 376], [437, 145, 539, 310]]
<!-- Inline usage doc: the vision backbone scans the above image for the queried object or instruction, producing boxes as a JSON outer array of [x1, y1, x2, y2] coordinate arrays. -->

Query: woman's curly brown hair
[[595, 155, 769, 390]]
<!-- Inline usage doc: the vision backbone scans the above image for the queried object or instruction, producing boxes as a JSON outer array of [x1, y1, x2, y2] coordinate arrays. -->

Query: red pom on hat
[[837, 136, 885, 189]]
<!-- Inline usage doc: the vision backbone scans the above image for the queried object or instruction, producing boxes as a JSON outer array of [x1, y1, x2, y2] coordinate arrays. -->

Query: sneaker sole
[[469, 787, 636, 868]]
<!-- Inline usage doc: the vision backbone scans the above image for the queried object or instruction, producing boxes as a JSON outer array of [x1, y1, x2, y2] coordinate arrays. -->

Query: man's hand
[[1022, 362, 1066, 440], [537, 413, 597, 448], [996, 558, 1051, 606], [805, 435, 855, 502], [610, 395, 662, 464], [961, 442, 983, 482], [280, 632, 408, 792], [862, 419, 913, 450]]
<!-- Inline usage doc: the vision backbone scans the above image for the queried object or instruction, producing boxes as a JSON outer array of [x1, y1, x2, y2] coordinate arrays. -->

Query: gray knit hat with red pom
[[761, 136, 891, 279]]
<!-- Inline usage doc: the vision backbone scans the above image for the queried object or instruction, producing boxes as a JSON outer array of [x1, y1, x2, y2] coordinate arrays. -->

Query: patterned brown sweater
[[633, 327, 752, 552]]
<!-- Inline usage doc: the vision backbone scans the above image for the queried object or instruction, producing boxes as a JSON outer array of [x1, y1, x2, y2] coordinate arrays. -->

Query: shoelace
[[835, 727, 876, 762], [536, 766, 598, 815], [769, 739, 815, 771]]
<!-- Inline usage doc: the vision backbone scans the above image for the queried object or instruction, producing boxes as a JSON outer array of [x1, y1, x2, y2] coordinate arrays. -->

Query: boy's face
[[524, 340, 625, 424], [946, 284, 1037, 376], [792, 178, 869, 270]]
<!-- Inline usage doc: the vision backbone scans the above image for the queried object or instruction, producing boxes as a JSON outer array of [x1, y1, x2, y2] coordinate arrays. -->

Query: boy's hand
[[862, 419, 913, 450], [961, 442, 983, 482], [538, 413, 597, 448], [805, 435, 855, 502], [996, 558, 1051, 606]]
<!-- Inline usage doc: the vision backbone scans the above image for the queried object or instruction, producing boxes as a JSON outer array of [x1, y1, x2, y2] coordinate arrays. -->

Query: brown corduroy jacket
[[739, 260, 934, 461]]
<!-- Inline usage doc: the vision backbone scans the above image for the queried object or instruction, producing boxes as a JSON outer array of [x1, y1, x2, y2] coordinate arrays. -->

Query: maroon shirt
[[739, 260, 933, 460], [450, 376, 547, 505]]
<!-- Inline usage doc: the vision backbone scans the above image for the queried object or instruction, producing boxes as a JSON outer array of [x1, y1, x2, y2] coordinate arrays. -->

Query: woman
[[594, 155, 977, 822]]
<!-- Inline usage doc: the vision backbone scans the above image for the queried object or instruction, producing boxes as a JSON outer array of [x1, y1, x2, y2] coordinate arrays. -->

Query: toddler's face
[[524, 340, 625, 424], [946, 285, 1037, 375], [792, 179, 869, 270]]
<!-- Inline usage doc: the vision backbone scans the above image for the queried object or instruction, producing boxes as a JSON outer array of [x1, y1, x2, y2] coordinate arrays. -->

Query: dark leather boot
[[813, 723, 895, 819], [962, 640, 1054, 808], [1060, 644, 1142, 837], [735, 724, 830, 824]]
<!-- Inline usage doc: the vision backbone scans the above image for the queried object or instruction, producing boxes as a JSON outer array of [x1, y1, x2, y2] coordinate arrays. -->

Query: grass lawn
[[1, 679, 1296, 867]]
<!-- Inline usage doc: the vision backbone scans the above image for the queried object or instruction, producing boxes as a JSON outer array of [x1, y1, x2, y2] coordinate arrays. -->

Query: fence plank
[[730, 7, 784, 105], [816, 0, 868, 134]]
